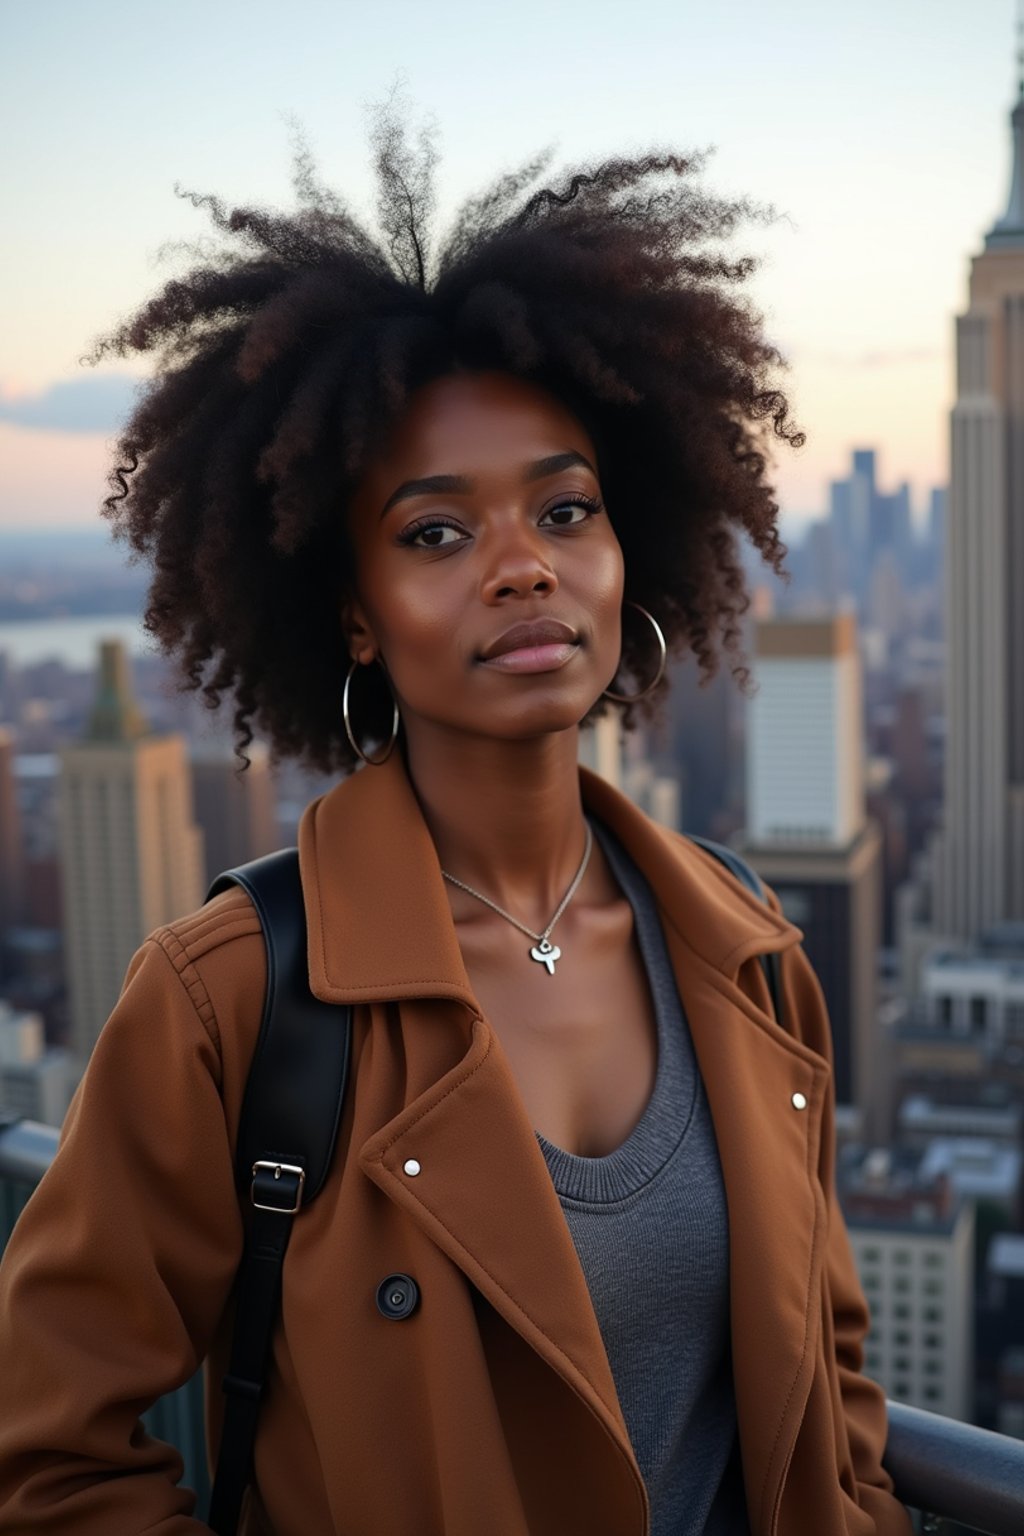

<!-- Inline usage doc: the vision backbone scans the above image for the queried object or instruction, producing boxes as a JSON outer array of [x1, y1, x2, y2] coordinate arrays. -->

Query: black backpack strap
[[204, 848, 353, 1536], [684, 834, 785, 1032]]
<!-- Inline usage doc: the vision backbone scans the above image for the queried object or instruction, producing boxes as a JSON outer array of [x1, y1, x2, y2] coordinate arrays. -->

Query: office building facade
[[737, 616, 885, 1132], [58, 641, 204, 1065]]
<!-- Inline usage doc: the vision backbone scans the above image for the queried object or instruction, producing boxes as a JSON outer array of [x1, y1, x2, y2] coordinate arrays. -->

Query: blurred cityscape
[[2, 46, 1024, 1461]]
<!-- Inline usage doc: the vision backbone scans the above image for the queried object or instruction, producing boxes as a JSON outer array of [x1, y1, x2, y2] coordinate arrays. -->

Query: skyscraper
[[0, 729, 23, 943], [58, 640, 204, 1066], [746, 614, 865, 850], [190, 740, 279, 888], [932, 53, 1024, 940], [736, 615, 885, 1136], [828, 448, 909, 607]]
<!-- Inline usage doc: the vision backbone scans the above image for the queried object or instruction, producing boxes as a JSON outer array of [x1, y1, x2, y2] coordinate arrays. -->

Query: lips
[[479, 619, 579, 661]]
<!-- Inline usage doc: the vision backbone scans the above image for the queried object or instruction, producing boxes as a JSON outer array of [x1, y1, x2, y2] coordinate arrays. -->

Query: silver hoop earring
[[343, 659, 400, 765], [602, 602, 668, 704]]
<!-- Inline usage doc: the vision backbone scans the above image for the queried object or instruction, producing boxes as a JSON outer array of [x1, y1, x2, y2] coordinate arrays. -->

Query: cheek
[[361, 562, 458, 670], [589, 541, 626, 688], [588, 537, 626, 634]]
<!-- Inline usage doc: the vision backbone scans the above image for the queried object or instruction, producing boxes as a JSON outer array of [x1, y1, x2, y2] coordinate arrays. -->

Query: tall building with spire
[[930, 27, 1024, 942], [58, 640, 204, 1066]]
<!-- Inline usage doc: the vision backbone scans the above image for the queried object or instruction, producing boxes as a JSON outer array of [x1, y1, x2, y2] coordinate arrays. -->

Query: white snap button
[[791, 1092, 808, 1111], [403, 1158, 421, 1177]]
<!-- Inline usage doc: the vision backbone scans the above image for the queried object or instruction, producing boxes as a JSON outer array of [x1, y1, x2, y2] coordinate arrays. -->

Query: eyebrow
[[379, 450, 598, 519]]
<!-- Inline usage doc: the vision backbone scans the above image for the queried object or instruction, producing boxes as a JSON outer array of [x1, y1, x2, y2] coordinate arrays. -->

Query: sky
[[0, 0, 1019, 534]]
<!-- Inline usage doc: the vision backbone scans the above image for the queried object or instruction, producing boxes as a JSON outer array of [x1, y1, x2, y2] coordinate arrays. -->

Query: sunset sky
[[1, 0, 1018, 534]]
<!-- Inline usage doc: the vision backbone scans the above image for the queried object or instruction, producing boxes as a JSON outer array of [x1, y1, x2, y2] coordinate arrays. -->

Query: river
[[0, 614, 153, 669]]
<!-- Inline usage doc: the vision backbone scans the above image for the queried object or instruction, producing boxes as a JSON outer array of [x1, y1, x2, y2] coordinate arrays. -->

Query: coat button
[[791, 1091, 808, 1110], [403, 1158, 421, 1176], [376, 1273, 420, 1320]]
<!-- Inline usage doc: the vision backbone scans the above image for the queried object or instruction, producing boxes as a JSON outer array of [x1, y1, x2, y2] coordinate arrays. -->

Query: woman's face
[[344, 370, 625, 749]]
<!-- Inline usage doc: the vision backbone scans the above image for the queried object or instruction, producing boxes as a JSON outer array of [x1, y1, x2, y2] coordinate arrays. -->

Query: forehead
[[368, 371, 596, 480]]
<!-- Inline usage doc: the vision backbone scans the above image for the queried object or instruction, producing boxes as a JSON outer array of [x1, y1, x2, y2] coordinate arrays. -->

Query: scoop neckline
[[534, 817, 699, 1205]]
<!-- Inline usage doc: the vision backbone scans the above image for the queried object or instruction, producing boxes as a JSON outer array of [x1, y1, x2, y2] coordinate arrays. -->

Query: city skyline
[[0, 0, 1018, 530], [4, 10, 1024, 1490]]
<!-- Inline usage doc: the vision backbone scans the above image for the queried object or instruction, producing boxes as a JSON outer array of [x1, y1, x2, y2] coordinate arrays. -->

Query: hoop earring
[[343, 659, 400, 765], [602, 602, 668, 704]]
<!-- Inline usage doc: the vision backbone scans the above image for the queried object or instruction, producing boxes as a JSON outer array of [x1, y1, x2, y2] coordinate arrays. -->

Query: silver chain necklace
[[441, 821, 593, 977]]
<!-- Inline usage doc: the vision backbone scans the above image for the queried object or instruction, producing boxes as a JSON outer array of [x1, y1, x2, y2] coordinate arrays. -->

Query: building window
[[894, 1303, 911, 1321], [893, 1250, 910, 1266], [924, 1306, 943, 1323], [894, 1277, 910, 1294], [894, 1355, 911, 1373], [924, 1359, 942, 1376], [894, 1330, 911, 1346], [938, 995, 953, 1028], [924, 1386, 942, 1402], [924, 1253, 945, 1270], [923, 1279, 943, 1296], [969, 995, 987, 1033], [778, 889, 812, 924], [894, 1380, 910, 1398], [924, 1333, 942, 1349], [861, 1247, 881, 1265]]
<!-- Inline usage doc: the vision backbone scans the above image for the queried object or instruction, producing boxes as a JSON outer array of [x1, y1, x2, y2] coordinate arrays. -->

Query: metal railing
[[4, 1116, 1024, 1535], [884, 1401, 1024, 1535]]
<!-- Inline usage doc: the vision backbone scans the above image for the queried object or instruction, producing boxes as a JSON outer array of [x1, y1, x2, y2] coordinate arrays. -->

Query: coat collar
[[297, 750, 804, 1008]]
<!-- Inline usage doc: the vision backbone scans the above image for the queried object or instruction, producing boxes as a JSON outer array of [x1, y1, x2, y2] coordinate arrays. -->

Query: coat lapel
[[297, 756, 830, 1536], [664, 936, 831, 1533], [355, 1011, 642, 1460], [578, 772, 834, 1530]]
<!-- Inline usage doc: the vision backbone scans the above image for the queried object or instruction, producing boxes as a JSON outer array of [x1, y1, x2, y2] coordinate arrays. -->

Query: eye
[[397, 517, 467, 549], [539, 493, 604, 528]]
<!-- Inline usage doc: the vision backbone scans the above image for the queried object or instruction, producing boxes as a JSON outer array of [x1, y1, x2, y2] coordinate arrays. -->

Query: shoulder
[[133, 885, 266, 1060], [658, 828, 832, 1060], [661, 826, 754, 892], [149, 882, 263, 972]]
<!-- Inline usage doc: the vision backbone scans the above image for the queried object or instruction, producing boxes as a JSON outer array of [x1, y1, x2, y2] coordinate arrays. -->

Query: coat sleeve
[[0, 932, 244, 1534], [765, 891, 913, 1534]]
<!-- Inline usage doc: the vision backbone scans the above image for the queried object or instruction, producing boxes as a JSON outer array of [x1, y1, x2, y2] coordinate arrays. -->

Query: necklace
[[441, 821, 593, 977]]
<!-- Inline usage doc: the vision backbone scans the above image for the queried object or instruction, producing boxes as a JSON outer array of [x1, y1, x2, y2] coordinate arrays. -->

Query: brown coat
[[0, 755, 912, 1536]]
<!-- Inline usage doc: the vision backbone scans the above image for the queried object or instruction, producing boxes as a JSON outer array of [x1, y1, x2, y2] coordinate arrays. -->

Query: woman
[[0, 112, 912, 1535]]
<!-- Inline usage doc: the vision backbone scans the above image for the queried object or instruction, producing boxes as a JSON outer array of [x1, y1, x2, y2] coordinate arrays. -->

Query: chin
[[482, 695, 598, 742]]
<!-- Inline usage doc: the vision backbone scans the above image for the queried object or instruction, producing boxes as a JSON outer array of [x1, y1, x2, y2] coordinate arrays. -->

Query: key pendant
[[530, 938, 562, 976]]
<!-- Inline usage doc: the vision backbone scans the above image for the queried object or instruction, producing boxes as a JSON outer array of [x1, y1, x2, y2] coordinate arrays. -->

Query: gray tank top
[[535, 821, 751, 1536]]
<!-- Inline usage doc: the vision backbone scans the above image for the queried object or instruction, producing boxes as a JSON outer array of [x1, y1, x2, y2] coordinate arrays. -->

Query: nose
[[479, 522, 559, 604]]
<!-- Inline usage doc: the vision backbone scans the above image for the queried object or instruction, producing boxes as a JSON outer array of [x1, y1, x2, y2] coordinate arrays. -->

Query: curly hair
[[90, 102, 803, 775]]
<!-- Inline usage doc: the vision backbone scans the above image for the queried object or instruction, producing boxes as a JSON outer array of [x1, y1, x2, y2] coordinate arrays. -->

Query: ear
[[340, 593, 378, 668]]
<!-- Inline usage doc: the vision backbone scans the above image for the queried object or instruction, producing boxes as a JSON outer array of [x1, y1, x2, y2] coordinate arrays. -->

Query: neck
[[403, 724, 590, 925]]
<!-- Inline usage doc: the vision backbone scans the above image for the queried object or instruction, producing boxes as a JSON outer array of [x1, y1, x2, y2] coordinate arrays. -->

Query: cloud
[[0, 374, 142, 434]]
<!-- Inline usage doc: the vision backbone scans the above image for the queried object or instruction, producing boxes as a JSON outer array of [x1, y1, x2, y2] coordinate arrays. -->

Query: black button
[[376, 1273, 420, 1320]]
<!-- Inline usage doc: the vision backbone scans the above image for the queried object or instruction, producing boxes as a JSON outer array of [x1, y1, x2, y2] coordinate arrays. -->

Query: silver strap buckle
[[251, 1160, 306, 1214]]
